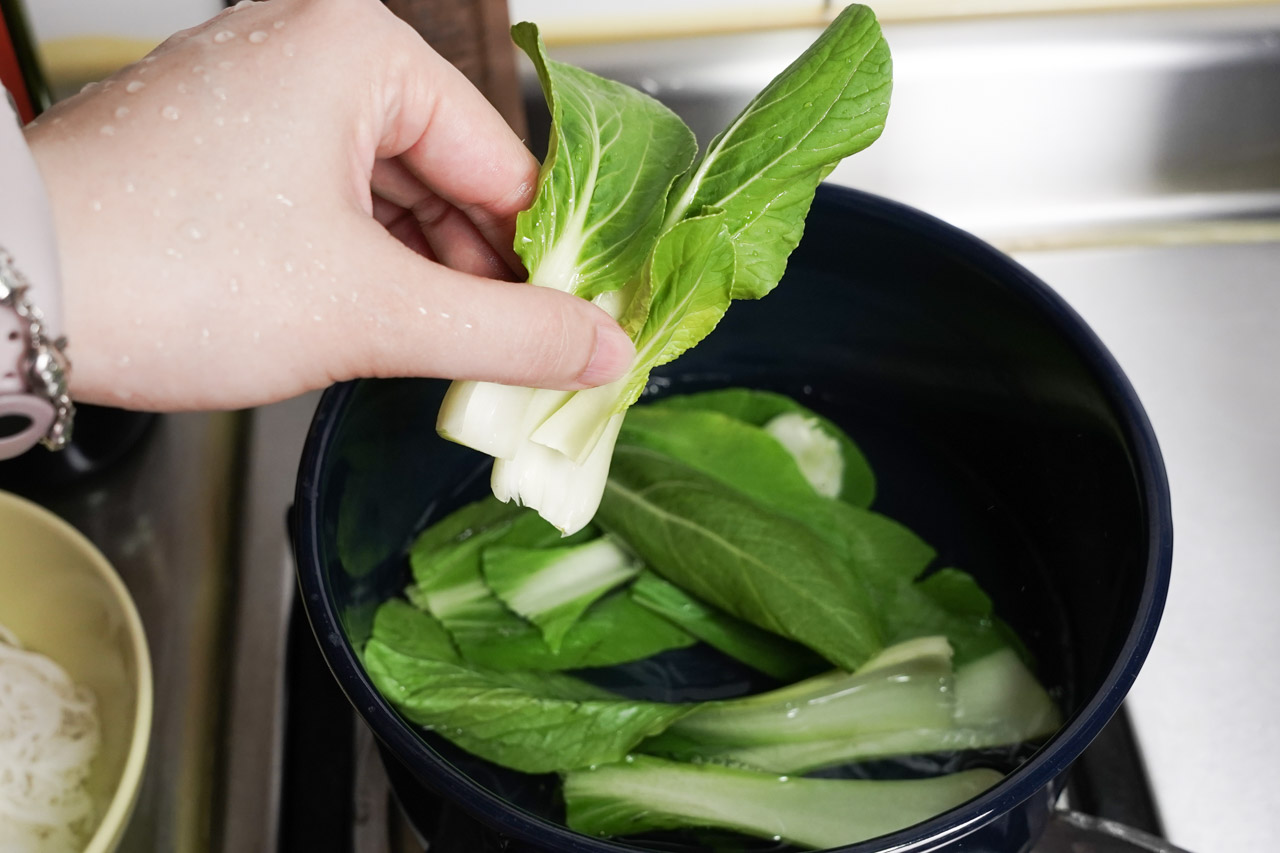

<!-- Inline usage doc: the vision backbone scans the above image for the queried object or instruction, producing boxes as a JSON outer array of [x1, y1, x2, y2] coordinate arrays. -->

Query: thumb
[[336, 236, 635, 390]]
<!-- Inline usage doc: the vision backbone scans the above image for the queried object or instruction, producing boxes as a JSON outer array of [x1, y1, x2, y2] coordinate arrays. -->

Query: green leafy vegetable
[[652, 387, 875, 506], [616, 405, 930, 603], [659, 6, 892, 300], [409, 497, 693, 670], [436, 23, 697, 462], [645, 639, 1059, 775], [435, 7, 893, 534], [564, 755, 1001, 850], [883, 567, 1032, 667], [363, 602, 691, 773], [482, 536, 642, 652], [629, 572, 826, 681], [599, 445, 882, 670]]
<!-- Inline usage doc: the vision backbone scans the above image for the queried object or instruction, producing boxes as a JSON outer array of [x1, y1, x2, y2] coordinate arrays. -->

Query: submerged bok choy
[[366, 387, 1063, 849], [436, 7, 893, 534]]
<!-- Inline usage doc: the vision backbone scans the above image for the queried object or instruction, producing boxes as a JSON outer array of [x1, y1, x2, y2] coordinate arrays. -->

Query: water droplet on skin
[[90, 200, 102, 212], [214, 30, 236, 43], [167, 188, 178, 199], [212, 87, 228, 101], [229, 277, 240, 293], [284, 261, 295, 273], [214, 116, 226, 127], [99, 125, 115, 136], [418, 306, 427, 315], [126, 80, 146, 93], [213, 191, 224, 201], [144, 56, 156, 64], [193, 135, 204, 145], [161, 105, 181, 120], [440, 312, 450, 319], [219, 60, 234, 70], [248, 30, 269, 44], [273, 19, 285, 29], [201, 328, 211, 344], [240, 111, 252, 124], [192, 65, 206, 74], [125, 181, 136, 193], [275, 194, 294, 207], [118, 355, 131, 367], [177, 82, 190, 95], [79, 81, 100, 94], [282, 42, 296, 58], [180, 220, 207, 241], [312, 314, 323, 322], [252, 331, 261, 343], [464, 323, 474, 329], [165, 248, 184, 259], [115, 106, 130, 119]]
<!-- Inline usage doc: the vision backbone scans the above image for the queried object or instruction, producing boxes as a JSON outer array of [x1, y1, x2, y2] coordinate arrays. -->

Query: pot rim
[[294, 183, 1174, 853]]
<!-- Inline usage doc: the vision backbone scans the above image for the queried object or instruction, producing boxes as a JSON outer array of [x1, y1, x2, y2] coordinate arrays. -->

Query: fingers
[[372, 25, 539, 271], [372, 159, 519, 280], [334, 222, 633, 390]]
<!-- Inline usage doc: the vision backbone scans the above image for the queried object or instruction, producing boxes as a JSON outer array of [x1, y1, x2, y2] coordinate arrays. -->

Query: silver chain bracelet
[[0, 247, 74, 450]]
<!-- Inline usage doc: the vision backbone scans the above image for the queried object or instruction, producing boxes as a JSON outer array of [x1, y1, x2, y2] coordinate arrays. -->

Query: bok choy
[[436, 7, 893, 533]]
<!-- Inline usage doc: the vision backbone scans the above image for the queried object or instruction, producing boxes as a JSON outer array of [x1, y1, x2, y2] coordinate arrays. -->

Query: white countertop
[[1015, 241, 1280, 853]]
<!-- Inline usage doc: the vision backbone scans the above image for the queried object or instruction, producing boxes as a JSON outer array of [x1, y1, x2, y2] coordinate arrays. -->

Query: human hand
[[23, 0, 634, 411]]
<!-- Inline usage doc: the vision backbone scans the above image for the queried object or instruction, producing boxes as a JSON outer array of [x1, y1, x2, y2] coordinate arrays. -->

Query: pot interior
[[296, 187, 1167, 852]]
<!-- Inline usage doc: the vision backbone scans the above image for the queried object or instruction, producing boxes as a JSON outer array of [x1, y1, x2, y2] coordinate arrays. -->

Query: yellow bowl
[[0, 490, 153, 853]]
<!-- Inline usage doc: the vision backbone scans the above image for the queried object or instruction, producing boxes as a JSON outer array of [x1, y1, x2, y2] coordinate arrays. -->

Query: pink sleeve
[[1, 88, 63, 397]]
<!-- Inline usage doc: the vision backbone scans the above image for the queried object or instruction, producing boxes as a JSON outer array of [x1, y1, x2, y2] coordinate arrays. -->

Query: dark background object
[[0, 404, 156, 496], [292, 185, 1172, 852]]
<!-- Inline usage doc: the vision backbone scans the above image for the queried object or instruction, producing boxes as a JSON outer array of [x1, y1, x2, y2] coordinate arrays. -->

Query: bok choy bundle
[[436, 6, 893, 534], [365, 387, 1062, 850]]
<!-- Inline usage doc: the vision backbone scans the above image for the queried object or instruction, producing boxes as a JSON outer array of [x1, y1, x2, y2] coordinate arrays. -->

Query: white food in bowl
[[0, 622, 102, 853]]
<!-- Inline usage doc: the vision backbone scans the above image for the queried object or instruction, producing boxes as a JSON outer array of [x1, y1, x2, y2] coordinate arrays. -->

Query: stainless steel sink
[[212, 7, 1280, 853]]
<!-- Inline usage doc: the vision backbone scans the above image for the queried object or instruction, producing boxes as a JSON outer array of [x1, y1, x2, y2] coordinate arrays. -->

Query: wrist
[[1, 247, 73, 458]]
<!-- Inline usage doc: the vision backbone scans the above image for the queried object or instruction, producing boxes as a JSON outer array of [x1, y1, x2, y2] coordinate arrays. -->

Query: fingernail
[[577, 318, 635, 387]]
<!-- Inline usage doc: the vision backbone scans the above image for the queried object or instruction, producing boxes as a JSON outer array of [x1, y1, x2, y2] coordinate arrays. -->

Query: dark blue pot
[[293, 184, 1173, 853]]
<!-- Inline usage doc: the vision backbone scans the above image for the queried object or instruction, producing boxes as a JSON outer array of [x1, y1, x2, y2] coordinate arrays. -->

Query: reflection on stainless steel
[[1038, 810, 1192, 853], [23, 411, 243, 852], [219, 392, 318, 853], [529, 6, 1280, 248]]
